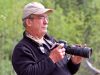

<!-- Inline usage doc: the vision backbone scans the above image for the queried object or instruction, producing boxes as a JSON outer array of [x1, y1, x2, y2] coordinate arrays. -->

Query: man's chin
[[40, 30, 47, 35], [43, 31, 47, 34]]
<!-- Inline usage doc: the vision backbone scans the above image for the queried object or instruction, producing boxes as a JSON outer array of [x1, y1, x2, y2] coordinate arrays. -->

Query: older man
[[12, 2, 82, 75]]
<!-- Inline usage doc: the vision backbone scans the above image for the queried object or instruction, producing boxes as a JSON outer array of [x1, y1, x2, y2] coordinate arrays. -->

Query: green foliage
[[0, 0, 100, 75], [0, 58, 14, 75]]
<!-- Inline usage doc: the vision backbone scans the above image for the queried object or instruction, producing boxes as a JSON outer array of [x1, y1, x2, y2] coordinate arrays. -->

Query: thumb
[[57, 43, 64, 49]]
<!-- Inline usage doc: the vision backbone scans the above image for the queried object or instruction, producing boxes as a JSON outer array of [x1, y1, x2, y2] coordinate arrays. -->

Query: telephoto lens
[[58, 40, 92, 58]]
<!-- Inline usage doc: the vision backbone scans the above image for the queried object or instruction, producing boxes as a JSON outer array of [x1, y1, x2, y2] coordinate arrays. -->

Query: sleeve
[[12, 45, 56, 75], [67, 58, 81, 74]]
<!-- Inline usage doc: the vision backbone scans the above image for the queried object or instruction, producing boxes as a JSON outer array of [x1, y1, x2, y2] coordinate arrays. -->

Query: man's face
[[29, 14, 48, 36]]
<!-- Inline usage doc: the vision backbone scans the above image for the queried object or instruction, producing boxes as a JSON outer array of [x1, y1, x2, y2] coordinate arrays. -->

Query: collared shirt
[[26, 32, 45, 45], [25, 32, 53, 54]]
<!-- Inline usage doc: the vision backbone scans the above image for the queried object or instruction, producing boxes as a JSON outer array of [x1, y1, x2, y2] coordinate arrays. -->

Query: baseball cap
[[22, 2, 53, 19]]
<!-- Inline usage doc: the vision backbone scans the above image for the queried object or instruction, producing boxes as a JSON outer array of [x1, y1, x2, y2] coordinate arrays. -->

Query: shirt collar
[[25, 32, 46, 45]]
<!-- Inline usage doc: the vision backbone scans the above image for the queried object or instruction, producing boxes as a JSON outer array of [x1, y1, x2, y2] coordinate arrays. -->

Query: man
[[12, 2, 83, 75]]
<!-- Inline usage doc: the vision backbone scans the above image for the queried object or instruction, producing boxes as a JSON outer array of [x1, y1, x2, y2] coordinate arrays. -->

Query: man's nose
[[43, 17, 48, 25]]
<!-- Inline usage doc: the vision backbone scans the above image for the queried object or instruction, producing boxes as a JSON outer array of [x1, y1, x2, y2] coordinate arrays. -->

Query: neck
[[25, 31, 46, 44], [25, 31, 45, 39]]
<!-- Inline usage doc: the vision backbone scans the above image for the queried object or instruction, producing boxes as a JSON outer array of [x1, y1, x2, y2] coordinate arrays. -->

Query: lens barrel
[[58, 40, 92, 58]]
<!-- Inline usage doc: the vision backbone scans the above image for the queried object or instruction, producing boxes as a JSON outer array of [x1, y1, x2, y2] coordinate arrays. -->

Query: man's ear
[[25, 19, 32, 27]]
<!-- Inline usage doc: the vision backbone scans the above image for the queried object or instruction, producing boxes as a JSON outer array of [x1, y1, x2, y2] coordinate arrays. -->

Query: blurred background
[[0, 0, 100, 75]]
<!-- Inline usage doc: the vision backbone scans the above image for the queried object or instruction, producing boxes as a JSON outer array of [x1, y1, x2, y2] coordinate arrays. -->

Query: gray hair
[[22, 14, 34, 27]]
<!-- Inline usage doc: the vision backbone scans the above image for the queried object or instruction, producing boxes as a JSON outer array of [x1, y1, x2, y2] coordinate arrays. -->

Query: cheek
[[36, 20, 43, 27], [32, 21, 42, 30]]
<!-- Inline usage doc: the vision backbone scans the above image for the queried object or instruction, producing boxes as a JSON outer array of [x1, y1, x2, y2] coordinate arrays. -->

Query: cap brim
[[23, 8, 53, 19], [33, 8, 53, 14]]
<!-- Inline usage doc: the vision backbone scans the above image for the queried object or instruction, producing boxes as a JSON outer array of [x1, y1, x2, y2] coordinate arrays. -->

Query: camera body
[[51, 40, 92, 58]]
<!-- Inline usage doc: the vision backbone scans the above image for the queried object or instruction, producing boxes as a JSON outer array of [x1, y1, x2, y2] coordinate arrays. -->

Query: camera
[[51, 40, 92, 58]]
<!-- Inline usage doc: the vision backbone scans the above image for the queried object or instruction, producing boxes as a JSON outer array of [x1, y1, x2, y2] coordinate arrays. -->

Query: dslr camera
[[51, 40, 92, 58]]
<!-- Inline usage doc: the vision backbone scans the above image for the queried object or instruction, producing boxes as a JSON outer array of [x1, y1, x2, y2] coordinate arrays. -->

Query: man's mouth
[[42, 26, 48, 29]]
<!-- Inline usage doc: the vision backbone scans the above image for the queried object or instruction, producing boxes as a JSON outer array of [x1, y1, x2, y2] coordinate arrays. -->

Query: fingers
[[58, 48, 66, 60], [58, 48, 65, 55], [58, 47, 65, 52], [71, 44, 85, 64], [49, 43, 66, 63], [71, 55, 83, 64], [57, 43, 64, 49], [50, 43, 64, 50], [57, 44, 66, 57]]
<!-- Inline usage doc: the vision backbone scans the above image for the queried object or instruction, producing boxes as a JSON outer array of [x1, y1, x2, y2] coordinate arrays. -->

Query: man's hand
[[71, 55, 83, 64], [71, 44, 86, 64], [49, 43, 66, 63]]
